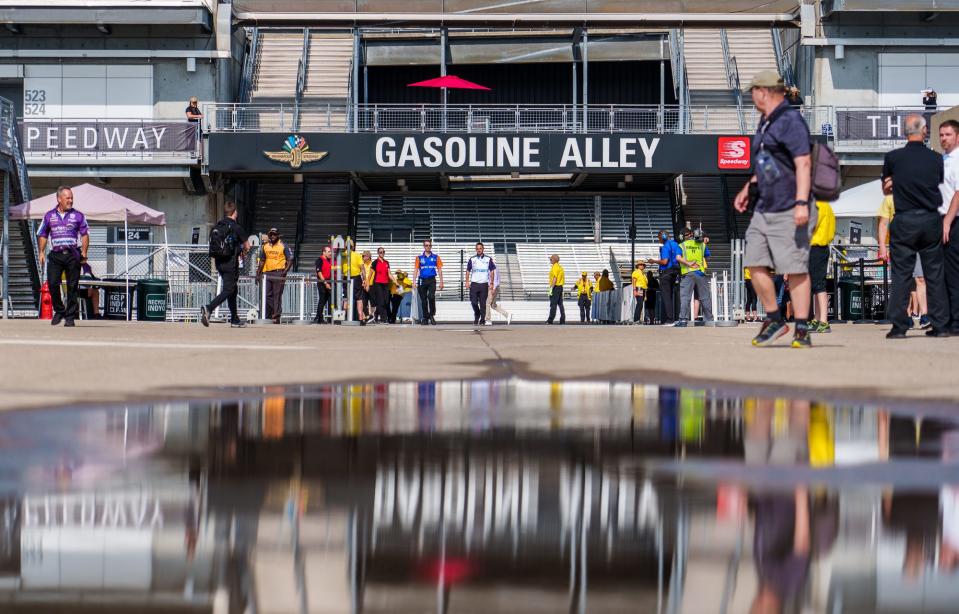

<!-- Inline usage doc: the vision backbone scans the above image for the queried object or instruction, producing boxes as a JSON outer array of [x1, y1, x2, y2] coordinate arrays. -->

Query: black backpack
[[209, 219, 237, 259], [761, 105, 842, 202]]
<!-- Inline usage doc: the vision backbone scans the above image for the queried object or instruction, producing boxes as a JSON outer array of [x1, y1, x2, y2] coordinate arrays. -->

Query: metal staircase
[[300, 30, 353, 130], [678, 175, 752, 273], [1, 95, 39, 316], [249, 29, 304, 101]]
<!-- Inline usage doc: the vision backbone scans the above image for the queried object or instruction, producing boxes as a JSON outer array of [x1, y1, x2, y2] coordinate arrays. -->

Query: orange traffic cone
[[39, 281, 53, 320]]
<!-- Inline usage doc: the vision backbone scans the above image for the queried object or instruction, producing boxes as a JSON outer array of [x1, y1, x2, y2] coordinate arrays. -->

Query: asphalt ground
[[0, 319, 956, 411]]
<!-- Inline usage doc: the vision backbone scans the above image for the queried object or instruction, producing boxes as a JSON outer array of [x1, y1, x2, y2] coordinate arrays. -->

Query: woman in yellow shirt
[[575, 271, 593, 323], [361, 250, 375, 322], [631, 261, 648, 324], [744, 266, 758, 322]]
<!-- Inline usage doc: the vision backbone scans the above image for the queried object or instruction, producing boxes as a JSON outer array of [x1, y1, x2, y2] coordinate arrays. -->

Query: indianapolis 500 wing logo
[[263, 135, 327, 169]]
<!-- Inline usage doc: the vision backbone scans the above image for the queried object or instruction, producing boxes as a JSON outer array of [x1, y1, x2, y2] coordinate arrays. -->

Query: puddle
[[1, 379, 957, 613]]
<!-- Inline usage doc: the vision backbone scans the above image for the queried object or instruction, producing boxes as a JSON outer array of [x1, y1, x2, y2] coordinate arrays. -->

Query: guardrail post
[[832, 257, 841, 322], [213, 275, 222, 320], [515, 105, 520, 133]]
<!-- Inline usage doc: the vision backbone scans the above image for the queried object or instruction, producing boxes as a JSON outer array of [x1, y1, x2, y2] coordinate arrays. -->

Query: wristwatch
[[794, 199, 810, 207]]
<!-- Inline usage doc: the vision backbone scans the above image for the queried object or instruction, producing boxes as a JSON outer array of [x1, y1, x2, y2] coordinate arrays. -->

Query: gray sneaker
[[200, 306, 210, 327]]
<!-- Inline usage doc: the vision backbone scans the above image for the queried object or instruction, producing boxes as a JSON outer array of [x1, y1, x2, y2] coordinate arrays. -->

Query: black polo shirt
[[881, 141, 944, 215]]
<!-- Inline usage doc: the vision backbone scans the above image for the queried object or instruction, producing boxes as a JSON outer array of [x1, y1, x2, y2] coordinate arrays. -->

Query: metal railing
[[719, 29, 747, 134], [238, 27, 261, 103], [205, 103, 838, 136]]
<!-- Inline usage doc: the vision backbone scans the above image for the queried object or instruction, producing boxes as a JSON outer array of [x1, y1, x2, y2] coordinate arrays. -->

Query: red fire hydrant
[[39, 281, 53, 320]]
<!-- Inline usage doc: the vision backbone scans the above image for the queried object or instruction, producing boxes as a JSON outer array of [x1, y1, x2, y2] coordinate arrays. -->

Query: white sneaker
[[485, 320, 493, 326], [506, 313, 513, 325]]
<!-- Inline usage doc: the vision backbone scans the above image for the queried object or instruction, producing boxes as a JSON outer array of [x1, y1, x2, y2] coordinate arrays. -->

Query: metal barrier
[[205, 103, 835, 136]]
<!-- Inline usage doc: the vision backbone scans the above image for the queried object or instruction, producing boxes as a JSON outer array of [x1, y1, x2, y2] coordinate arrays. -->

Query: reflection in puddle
[[0, 380, 957, 613]]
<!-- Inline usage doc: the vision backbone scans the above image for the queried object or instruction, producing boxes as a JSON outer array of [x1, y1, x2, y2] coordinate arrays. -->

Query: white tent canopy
[[831, 179, 883, 219], [10, 183, 166, 225]]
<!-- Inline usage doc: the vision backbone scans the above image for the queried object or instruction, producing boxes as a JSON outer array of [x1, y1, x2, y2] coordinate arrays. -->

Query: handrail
[[771, 28, 795, 88], [719, 29, 746, 134], [294, 28, 310, 131], [238, 27, 260, 103]]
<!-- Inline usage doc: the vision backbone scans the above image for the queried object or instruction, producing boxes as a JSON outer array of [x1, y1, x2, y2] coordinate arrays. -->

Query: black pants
[[578, 295, 591, 322], [47, 250, 81, 320], [314, 283, 331, 322], [889, 210, 949, 333], [389, 294, 403, 323], [264, 272, 286, 320], [418, 277, 437, 321], [469, 282, 489, 324], [633, 291, 645, 322], [659, 267, 680, 323], [372, 282, 391, 322], [945, 219, 959, 330], [744, 279, 758, 312], [548, 286, 566, 323], [208, 263, 239, 322]]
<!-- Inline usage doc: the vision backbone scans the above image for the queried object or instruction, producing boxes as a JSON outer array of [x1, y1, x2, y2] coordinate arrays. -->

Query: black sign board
[[113, 226, 151, 243], [208, 132, 754, 175], [21, 121, 198, 154], [835, 110, 919, 141]]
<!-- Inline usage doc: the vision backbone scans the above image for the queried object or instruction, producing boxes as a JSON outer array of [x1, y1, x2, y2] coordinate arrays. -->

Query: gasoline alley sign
[[208, 132, 752, 175]]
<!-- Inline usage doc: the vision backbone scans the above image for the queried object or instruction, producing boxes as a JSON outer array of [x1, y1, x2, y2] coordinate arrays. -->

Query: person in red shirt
[[370, 247, 397, 324], [313, 246, 333, 324]]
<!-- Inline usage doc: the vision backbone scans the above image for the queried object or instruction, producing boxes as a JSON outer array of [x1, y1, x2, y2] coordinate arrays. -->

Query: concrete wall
[[30, 177, 216, 244]]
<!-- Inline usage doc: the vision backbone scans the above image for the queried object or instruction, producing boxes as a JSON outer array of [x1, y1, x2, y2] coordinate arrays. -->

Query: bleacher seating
[[515, 243, 660, 299], [357, 194, 672, 244]]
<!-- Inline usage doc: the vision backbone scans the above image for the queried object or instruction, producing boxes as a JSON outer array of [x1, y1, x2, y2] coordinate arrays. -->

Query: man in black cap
[[256, 227, 293, 324]]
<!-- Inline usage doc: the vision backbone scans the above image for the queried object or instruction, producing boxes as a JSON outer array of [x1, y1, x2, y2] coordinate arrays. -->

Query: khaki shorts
[[743, 205, 817, 275]]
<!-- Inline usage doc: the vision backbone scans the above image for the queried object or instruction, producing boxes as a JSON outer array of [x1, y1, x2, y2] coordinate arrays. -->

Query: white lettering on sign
[[374, 136, 545, 169], [373, 457, 659, 552], [557, 137, 660, 170], [22, 493, 165, 530]]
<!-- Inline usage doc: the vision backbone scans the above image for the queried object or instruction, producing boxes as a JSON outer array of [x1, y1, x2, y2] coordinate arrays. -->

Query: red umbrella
[[407, 75, 491, 91]]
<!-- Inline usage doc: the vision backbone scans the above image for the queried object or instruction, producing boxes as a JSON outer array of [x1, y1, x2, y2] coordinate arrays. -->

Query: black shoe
[[752, 319, 790, 347], [429, 317, 437, 326], [886, 329, 907, 339], [230, 320, 246, 328], [791, 325, 812, 349], [51, 313, 63, 326], [926, 329, 950, 338], [200, 306, 210, 327], [64, 319, 75, 327]]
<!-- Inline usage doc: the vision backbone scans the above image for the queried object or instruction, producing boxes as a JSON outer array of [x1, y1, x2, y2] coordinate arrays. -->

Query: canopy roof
[[11, 183, 166, 225], [830, 179, 883, 219]]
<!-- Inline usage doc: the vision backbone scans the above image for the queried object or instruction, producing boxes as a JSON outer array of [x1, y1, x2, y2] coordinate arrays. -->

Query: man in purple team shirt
[[37, 186, 89, 326]]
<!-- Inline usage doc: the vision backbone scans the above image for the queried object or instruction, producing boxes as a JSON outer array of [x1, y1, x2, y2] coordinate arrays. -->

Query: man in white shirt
[[939, 119, 959, 332], [465, 242, 496, 326]]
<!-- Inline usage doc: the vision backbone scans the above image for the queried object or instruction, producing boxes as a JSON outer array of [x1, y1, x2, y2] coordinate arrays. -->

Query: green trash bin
[[837, 278, 869, 321], [136, 279, 169, 321]]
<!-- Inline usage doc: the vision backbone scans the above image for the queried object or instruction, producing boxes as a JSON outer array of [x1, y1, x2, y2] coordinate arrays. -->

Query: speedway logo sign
[[209, 132, 753, 174]]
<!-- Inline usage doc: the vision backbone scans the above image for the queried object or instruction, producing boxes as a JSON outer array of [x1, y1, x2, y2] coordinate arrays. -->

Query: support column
[[441, 27, 448, 132], [594, 195, 602, 243], [582, 29, 589, 125], [2, 171, 8, 319], [352, 29, 360, 132]]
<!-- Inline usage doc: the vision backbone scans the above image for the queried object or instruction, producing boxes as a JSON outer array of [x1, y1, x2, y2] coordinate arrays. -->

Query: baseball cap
[[747, 70, 784, 90], [581, 271, 588, 276], [268, 227, 278, 234]]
